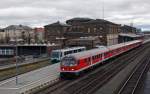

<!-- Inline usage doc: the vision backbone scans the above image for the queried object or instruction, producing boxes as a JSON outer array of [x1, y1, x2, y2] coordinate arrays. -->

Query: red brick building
[[66, 18, 121, 45], [44, 21, 71, 44], [44, 18, 121, 46]]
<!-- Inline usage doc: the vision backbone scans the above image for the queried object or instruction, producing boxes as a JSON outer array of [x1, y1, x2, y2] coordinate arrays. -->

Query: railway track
[[117, 50, 150, 94], [58, 44, 150, 94], [34, 43, 150, 94]]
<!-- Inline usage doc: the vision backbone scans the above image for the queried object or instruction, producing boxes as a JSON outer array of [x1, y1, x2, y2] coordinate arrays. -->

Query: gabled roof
[[4, 25, 32, 30], [83, 19, 118, 25], [67, 17, 94, 22]]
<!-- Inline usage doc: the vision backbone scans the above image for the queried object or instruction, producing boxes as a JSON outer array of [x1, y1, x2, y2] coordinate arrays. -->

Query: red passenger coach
[[60, 40, 142, 78]]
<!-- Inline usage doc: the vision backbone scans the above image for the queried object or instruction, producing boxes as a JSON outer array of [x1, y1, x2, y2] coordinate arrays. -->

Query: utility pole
[[15, 29, 19, 85], [102, 0, 105, 19]]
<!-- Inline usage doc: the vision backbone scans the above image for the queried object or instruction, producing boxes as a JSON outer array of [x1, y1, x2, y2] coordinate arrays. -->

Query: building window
[[94, 28, 97, 32], [2, 49, 5, 55], [0, 49, 2, 55], [6, 49, 9, 55], [100, 27, 103, 30], [88, 28, 90, 33], [10, 50, 14, 55]]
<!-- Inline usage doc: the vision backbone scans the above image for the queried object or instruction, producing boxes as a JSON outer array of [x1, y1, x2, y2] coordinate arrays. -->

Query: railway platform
[[141, 70, 150, 94], [0, 63, 60, 94], [143, 38, 150, 44]]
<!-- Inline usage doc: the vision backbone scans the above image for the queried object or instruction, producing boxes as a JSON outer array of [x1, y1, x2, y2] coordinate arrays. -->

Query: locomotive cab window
[[61, 57, 77, 66]]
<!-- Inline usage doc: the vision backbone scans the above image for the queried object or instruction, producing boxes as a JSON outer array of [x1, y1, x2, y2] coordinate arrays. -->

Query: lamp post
[[14, 29, 19, 85], [15, 43, 19, 85]]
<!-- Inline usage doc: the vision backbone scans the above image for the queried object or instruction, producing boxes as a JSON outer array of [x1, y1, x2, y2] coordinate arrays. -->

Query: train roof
[[52, 46, 86, 52], [66, 40, 142, 59], [107, 40, 141, 50], [66, 47, 109, 59]]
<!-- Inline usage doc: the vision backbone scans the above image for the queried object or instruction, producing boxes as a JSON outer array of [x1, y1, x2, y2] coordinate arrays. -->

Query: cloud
[[0, 0, 149, 30]]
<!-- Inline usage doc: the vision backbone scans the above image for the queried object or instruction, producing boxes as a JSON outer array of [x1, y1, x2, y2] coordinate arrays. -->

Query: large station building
[[45, 18, 121, 47]]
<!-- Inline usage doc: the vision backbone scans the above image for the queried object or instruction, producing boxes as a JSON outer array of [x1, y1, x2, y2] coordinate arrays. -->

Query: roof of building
[[45, 21, 71, 27], [0, 29, 4, 32], [121, 25, 137, 29], [70, 36, 99, 41], [83, 19, 119, 25], [66, 17, 94, 22], [4, 25, 32, 30], [119, 33, 142, 38], [0, 44, 57, 47], [34, 28, 45, 32], [142, 31, 150, 34]]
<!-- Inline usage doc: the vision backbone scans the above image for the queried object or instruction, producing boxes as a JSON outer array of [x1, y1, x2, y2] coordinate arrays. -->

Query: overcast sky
[[0, 0, 149, 30]]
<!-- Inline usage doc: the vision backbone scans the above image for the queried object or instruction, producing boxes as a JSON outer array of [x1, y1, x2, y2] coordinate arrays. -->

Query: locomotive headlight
[[71, 69, 74, 71]]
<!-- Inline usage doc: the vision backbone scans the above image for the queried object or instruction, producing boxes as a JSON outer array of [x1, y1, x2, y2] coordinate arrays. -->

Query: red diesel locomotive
[[60, 40, 142, 78]]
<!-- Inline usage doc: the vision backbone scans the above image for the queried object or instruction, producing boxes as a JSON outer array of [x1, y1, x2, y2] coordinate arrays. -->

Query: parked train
[[60, 40, 143, 78], [50, 47, 86, 63]]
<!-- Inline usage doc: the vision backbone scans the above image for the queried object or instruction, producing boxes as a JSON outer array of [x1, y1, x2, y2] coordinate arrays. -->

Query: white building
[[4, 25, 34, 43], [34, 28, 45, 43], [0, 29, 5, 43]]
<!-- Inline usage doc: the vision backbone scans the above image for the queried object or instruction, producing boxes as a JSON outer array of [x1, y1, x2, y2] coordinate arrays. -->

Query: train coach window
[[68, 51, 71, 54], [74, 50, 77, 53], [81, 49, 84, 51], [99, 54, 102, 58], [88, 58, 91, 62], [85, 58, 91, 65], [64, 52, 67, 55], [96, 55, 99, 59], [104, 53, 107, 56], [92, 56, 95, 60], [78, 49, 82, 52], [98, 54, 100, 58], [84, 59, 87, 62]]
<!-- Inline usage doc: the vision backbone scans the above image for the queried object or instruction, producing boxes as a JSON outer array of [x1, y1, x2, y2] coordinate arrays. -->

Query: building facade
[[121, 25, 137, 34], [44, 18, 121, 46], [65, 36, 102, 49], [0, 29, 5, 43], [4, 25, 34, 44], [34, 28, 45, 43], [44, 21, 71, 44], [66, 18, 121, 46]]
